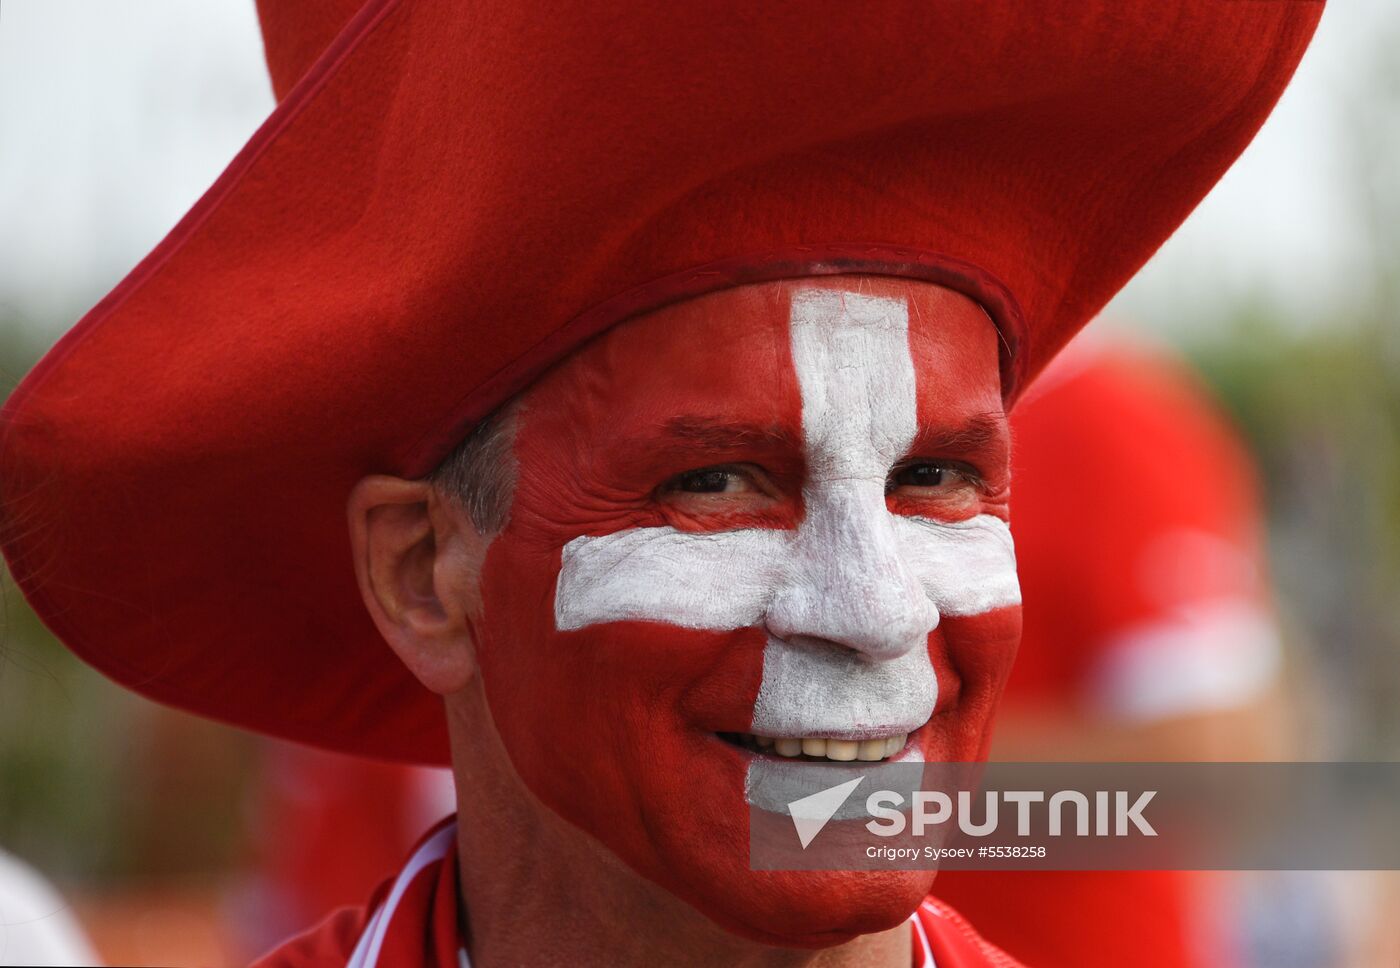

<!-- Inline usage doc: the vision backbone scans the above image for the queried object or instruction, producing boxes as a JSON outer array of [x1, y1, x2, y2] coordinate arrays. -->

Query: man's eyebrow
[[913, 412, 1007, 454], [655, 414, 1004, 453], [659, 416, 801, 451]]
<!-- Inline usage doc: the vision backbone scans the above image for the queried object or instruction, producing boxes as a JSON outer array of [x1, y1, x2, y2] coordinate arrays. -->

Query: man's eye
[[671, 468, 753, 494], [886, 462, 977, 493]]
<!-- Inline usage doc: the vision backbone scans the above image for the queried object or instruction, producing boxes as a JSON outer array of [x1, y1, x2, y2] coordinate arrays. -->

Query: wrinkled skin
[[473, 276, 1021, 945]]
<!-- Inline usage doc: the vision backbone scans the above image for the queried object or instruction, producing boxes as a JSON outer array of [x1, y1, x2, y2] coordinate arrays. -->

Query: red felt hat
[[0, 0, 1321, 764], [255, 0, 359, 103]]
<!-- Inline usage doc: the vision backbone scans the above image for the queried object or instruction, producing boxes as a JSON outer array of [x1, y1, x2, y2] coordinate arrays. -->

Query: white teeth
[[746, 731, 911, 762], [825, 739, 858, 761]]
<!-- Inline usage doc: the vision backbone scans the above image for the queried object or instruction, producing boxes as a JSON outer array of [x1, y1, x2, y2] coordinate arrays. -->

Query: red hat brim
[[1, 0, 1321, 763]]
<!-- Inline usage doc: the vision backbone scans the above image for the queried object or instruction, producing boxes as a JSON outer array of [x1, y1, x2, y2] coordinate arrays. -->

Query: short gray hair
[[429, 403, 518, 534]]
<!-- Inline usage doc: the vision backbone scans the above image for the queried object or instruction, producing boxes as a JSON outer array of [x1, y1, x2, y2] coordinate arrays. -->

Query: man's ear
[[347, 475, 486, 695]]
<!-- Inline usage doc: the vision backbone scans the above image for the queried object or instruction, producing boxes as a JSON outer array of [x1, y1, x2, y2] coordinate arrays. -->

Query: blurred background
[[2, 1, 1399, 965]]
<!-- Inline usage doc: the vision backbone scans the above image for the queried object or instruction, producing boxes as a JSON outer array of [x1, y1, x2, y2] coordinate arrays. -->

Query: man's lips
[[714, 723, 923, 764]]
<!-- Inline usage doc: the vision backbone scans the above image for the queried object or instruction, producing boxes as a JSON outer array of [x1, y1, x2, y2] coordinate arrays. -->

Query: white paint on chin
[[744, 743, 926, 821]]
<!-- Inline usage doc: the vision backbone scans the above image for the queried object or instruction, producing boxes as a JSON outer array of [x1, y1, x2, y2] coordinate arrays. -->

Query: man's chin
[[675, 863, 935, 948], [606, 732, 936, 948]]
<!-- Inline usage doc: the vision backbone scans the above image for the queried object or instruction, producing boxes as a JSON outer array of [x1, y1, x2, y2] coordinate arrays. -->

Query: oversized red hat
[[0, 0, 1321, 764]]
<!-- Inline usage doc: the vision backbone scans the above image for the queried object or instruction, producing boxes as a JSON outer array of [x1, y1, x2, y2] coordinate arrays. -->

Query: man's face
[[473, 277, 1019, 944]]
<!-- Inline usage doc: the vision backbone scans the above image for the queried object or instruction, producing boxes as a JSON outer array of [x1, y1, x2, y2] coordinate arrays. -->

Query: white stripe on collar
[[911, 905, 937, 967], [346, 823, 456, 968]]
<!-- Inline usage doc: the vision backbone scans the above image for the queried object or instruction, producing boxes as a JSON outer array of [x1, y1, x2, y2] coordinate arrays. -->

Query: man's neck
[[445, 689, 912, 968], [455, 818, 911, 967]]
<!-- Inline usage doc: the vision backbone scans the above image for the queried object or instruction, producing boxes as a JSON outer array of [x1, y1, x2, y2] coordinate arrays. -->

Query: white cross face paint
[[555, 515, 1017, 633], [551, 287, 1019, 768]]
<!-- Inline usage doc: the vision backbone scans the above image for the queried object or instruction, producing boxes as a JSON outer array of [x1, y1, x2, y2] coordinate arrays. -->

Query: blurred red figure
[[245, 748, 454, 953], [935, 336, 1288, 968]]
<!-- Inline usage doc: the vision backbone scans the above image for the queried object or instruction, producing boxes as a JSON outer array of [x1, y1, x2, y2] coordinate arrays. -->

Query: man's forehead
[[523, 276, 1004, 440]]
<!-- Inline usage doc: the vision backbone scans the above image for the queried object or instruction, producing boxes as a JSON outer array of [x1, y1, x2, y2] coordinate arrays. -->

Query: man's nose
[[764, 481, 938, 660]]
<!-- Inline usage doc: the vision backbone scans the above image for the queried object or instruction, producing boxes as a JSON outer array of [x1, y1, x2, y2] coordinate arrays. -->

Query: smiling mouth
[[717, 730, 911, 763]]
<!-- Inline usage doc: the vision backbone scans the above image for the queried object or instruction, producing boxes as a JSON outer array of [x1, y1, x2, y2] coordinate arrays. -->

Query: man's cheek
[[922, 606, 1022, 761], [473, 533, 766, 850]]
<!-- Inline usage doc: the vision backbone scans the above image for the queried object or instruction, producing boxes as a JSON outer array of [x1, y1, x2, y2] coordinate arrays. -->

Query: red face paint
[[474, 277, 1018, 945]]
